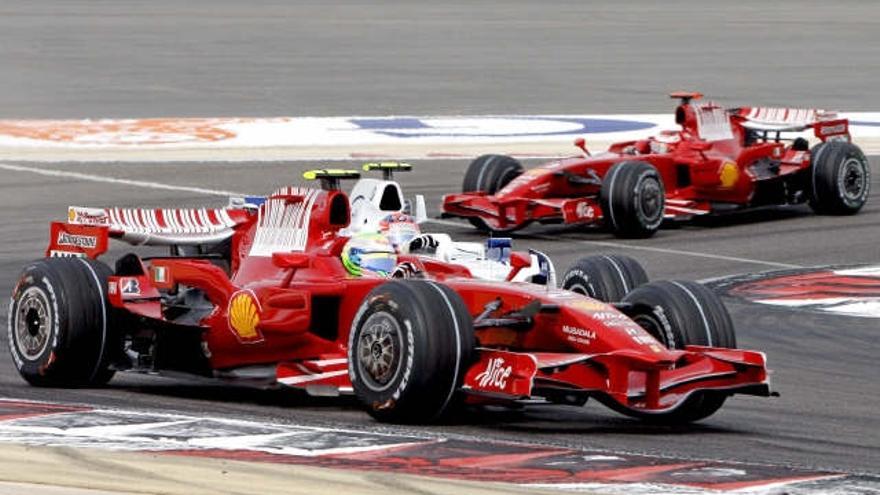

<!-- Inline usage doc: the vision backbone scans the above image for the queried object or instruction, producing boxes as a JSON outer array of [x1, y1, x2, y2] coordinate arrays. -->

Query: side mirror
[[574, 137, 591, 156], [272, 252, 310, 270], [510, 251, 531, 269], [505, 251, 532, 281]]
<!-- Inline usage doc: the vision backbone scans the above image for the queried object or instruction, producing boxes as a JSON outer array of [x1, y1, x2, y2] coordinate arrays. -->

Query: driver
[[378, 213, 421, 251], [341, 233, 397, 277]]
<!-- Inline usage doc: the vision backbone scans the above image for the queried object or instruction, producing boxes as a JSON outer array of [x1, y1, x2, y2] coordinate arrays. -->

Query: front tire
[[601, 161, 665, 238], [621, 280, 735, 422], [348, 280, 474, 423], [8, 258, 119, 387], [462, 154, 524, 231], [809, 141, 870, 215], [561, 255, 648, 302]]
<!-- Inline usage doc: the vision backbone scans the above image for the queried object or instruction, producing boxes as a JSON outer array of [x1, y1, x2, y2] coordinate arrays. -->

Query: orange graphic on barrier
[[0, 118, 248, 145]]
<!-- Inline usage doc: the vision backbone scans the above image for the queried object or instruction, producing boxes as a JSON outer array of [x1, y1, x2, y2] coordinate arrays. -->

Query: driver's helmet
[[341, 232, 397, 277], [378, 213, 421, 251]]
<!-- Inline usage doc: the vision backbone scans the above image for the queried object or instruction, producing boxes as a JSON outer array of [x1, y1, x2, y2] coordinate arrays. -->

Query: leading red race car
[[8, 177, 772, 423], [442, 92, 871, 237]]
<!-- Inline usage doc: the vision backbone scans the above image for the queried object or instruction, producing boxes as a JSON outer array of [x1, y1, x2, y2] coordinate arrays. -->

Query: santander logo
[[475, 357, 513, 389]]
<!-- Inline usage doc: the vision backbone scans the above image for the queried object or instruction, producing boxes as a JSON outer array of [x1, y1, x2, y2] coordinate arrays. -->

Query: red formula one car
[[8, 178, 771, 423], [443, 92, 870, 237]]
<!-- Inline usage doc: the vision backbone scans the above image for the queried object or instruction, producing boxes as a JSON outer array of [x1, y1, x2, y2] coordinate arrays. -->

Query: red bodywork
[[45, 183, 771, 416], [442, 94, 851, 231]]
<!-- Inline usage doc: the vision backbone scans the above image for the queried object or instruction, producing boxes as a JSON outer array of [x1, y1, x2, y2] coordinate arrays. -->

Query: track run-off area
[[1, 1, 879, 493]]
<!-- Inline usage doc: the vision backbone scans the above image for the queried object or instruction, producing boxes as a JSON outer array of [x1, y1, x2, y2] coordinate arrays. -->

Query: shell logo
[[228, 291, 263, 343], [719, 161, 739, 188]]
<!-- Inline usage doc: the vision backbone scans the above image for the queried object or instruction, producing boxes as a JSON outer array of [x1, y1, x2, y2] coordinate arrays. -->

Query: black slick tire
[[462, 154, 524, 231], [348, 280, 474, 423], [621, 280, 735, 423], [8, 257, 119, 387], [601, 161, 665, 238], [561, 255, 648, 302], [809, 141, 870, 215]]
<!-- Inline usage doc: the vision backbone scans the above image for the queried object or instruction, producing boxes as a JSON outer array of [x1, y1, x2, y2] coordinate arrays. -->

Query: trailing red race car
[[442, 92, 871, 237], [8, 176, 772, 424]]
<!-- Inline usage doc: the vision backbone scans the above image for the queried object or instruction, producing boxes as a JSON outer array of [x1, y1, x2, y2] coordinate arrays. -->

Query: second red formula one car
[[8, 176, 772, 424], [442, 92, 870, 237]]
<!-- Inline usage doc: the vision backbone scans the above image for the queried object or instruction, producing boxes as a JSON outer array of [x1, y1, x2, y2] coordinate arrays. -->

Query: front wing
[[442, 193, 602, 230], [442, 193, 710, 230], [461, 346, 771, 412]]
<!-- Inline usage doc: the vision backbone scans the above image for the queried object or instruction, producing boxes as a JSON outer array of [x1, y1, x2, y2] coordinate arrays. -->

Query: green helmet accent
[[341, 250, 363, 276]]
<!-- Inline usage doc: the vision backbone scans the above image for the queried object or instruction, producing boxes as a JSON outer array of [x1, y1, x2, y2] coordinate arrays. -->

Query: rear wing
[[734, 107, 850, 141], [47, 222, 109, 258], [46, 206, 252, 258]]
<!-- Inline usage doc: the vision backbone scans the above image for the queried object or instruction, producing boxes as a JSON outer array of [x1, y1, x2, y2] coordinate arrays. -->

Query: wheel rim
[[839, 158, 867, 201], [14, 286, 53, 360], [356, 311, 404, 392], [637, 177, 664, 224], [631, 312, 671, 348]]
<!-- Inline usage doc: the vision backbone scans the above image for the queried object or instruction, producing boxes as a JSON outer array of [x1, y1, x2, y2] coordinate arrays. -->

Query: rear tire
[[621, 280, 735, 422], [561, 255, 648, 302], [462, 154, 524, 231], [8, 258, 120, 387], [809, 141, 870, 215], [601, 161, 665, 238], [348, 280, 474, 423]]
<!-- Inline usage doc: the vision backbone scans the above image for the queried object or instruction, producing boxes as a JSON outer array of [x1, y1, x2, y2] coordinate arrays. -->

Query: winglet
[[302, 169, 361, 190], [362, 161, 413, 180]]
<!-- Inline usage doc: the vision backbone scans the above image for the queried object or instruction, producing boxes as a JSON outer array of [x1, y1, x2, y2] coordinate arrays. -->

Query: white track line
[[0, 163, 243, 197], [553, 237, 802, 269], [2, 162, 801, 269], [426, 218, 802, 269]]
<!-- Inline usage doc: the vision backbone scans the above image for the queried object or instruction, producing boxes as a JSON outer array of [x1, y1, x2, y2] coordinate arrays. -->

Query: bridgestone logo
[[56, 232, 97, 249]]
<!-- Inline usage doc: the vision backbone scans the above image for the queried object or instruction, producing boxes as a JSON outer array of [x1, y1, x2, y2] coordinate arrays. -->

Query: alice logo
[[228, 291, 262, 342], [475, 357, 512, 389]]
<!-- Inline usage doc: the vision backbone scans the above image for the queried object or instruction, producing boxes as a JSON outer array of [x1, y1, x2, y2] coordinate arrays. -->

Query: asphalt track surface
[[2, 0, 880, 118], [1, 0, 879, 484], [0, 158, 878, 478]]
